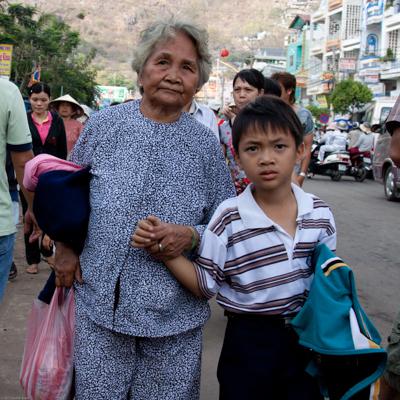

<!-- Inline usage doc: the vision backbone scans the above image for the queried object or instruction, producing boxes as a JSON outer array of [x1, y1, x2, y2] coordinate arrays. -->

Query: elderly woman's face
[[139, 32, 200, 110], [58, 102, 75, 118]]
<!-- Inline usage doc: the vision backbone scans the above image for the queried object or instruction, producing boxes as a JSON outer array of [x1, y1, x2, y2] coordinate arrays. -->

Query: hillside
[[20, 0, 317, 84]]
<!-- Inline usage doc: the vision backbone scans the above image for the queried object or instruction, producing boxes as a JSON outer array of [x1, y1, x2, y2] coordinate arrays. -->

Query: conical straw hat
[[49, 94, 84, 117]]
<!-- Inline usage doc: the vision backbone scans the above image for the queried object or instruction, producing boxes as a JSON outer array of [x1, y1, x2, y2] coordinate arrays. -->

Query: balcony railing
[[381, 60, 400, 71], [329, 0, 343, 11], [326, 38, 341, 52]]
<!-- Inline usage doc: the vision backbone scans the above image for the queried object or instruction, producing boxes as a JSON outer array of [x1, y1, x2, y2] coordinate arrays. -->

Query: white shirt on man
[[193, 183, 337, 315], [354, 133, 374, 152], [188, 100, 219, 140]]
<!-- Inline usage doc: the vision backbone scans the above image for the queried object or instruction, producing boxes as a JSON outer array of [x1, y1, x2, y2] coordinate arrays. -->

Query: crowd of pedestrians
[[1, 16, 400, 400]]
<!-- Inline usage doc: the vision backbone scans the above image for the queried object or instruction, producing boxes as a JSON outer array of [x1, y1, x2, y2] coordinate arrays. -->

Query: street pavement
[[0, 175, 399, 399]]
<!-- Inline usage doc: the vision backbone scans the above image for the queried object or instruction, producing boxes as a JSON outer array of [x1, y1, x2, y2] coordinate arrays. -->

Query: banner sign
[[339, 58, 357, 72], [0, 44, 13, 79]]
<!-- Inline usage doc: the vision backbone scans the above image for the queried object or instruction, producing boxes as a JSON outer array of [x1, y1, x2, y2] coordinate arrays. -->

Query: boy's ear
[[296, 142, 306, 163]]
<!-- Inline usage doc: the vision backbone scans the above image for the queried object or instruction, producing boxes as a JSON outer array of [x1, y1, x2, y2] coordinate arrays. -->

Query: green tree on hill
[[0, 2, 98, 105], [330, 79, 373, 115]]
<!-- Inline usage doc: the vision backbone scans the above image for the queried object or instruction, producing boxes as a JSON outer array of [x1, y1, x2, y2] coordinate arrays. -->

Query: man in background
[[184, 97, 219, 140], [0, 79, 39, 302], [271, 72, 314, 187]]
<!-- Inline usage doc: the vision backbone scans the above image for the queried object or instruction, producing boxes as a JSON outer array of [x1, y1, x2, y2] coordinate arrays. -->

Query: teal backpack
[[291, 244, 387, 399]]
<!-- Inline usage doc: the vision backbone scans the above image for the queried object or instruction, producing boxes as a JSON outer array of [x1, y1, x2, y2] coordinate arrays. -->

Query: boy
[[132, 95, 336, 399]]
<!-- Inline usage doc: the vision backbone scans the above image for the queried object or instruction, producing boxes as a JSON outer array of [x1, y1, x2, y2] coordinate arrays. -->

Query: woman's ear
[[259, 88, 264, 95]]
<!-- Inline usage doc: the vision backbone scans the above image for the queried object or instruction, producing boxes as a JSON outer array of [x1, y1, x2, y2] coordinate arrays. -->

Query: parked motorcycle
[[308, 143, 350, 181]]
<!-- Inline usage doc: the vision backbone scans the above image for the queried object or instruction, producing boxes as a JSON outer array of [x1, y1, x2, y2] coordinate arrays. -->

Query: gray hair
[[132, 18, 212, 90]]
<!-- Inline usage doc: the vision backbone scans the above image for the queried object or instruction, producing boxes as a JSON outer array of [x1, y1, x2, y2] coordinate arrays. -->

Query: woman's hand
[[131, 215, 195, 260], [24, 210, 42, 243], [221, 105, 236, 121], [131, 218, 159, 249], [42, 234, 53, 251], [54, 242, 82, 287]]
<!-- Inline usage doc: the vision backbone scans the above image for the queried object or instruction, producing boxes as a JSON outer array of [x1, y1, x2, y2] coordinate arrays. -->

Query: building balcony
[[312, 10, 325, 23], [380, 60, 400, 80], [342, 37, 361, 51], [366, 14, 383, 25], [385, 10, 400, 32], [326, 38, 341, 52], [366, 2, 384, 24], [306, 79, 331, 95], [384, 6, 395, 18], [328, 0, 342, 12], [310, 40, 324, 55]]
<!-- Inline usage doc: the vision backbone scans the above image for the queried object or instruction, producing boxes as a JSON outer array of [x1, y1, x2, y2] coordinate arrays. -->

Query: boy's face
[[235, 125, 304, 193]]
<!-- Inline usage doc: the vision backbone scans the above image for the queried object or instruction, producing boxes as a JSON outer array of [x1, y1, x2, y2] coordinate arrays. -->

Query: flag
[[27, 65, 41, 87]]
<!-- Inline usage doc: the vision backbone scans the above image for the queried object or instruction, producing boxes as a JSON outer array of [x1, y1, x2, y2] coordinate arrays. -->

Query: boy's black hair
[[232, 68, 265, 92], [27, 82, 51, 98], [232, 95, 304, 153], [263, 77, 282, 97]]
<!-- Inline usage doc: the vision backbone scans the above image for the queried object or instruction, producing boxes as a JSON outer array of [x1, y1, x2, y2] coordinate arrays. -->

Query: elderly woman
[[54, 19, 234, 399], [49, 94, 84, 155]]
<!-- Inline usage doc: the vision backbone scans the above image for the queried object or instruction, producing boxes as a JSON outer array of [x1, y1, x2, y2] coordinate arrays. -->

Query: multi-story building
[[380, 0, 400, 96], [306, 0, 400, 101], [306, 0, 363, 104], [286, 14, 311, 103], [358, 0, 387, 97]]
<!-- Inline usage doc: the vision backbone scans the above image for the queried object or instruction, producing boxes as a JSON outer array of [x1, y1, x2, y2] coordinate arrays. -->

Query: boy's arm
[[164, 256, 203, 298]]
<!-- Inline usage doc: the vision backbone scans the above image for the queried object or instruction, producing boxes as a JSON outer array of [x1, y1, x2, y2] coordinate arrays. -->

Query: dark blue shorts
[[217, 313, 323, 400]]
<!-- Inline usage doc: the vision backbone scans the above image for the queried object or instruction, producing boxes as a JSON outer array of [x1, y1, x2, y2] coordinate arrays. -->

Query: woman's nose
[[165, 65, 182, 83]]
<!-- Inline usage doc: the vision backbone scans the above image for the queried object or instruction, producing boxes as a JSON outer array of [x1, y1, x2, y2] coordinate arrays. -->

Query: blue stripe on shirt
[[7, 143, 32, 152]]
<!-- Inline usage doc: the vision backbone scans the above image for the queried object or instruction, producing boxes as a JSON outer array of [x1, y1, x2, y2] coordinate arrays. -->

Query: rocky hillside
[[20, 0, 317, 83]]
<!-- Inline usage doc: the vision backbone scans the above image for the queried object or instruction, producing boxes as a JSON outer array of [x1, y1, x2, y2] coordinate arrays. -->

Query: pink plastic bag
[[19, 287, 75, 400]]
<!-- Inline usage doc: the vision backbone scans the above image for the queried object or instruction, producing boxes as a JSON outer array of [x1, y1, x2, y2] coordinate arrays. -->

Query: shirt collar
[[188, 100, 201, 116], [237, 183, 314, 229], [32, 111, 52, 125]]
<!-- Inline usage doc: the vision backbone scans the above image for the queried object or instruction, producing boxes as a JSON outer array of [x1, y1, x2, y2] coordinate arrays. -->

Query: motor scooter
[[308, 143, 350, 181], [344, 151, 372, 182]]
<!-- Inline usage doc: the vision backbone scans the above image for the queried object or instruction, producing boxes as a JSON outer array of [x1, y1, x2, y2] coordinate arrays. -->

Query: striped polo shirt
[[194, 183, 337, 316]]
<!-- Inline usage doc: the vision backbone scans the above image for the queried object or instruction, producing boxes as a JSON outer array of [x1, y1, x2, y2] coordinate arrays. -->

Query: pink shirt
[[63, 119, 83, 153], [31, 112, 53, 145]]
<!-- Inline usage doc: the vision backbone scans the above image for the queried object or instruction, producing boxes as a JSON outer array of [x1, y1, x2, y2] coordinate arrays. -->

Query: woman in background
[[219, 68, 265, 194], [23, 82, 67, 274], [50, 94, 84, 155]]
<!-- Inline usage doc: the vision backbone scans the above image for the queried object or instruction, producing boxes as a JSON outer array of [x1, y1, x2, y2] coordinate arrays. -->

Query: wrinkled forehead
[[148, 30, 198, 61]]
